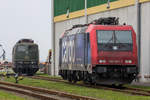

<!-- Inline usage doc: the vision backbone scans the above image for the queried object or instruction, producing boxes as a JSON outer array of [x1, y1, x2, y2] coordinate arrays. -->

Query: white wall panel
[[140, 2, 150, 82]]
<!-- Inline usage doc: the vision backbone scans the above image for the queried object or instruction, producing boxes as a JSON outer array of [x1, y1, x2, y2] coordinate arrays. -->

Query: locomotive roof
[[61, 17, 129, 37], [17, 39, 34, 43], [63, 26, 88, 36], [62, 25, 132, 37]]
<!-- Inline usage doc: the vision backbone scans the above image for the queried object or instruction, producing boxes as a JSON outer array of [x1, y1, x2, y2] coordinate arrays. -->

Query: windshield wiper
[[103, 33, 114, 48], [103, 32, 127, 49]]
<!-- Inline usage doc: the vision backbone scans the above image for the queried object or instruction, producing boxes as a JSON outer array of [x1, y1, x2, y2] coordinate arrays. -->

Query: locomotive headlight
[[31, 62, 36, 64], [128, 60, 132, 63], [125, 60, 132, 63], [99, 60, 106, 63], [125, 60, 128, 63]]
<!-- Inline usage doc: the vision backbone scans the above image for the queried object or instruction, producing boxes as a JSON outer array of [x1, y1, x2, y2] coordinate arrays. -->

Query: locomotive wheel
[[112, 84, 124, 88], [83, 74, 91, 84], [73, 79, 77, 83], [83, 79, 89, 84], [90, 73, 98, 85], [68, 79, 72, 83], [68, 76, 73, 83], [72, 72, 78, 83], [118, 84, 124, 88]]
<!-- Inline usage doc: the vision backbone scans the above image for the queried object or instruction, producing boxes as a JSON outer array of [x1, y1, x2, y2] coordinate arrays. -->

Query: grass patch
[[35, 73, 62, 79], [2, 77, 150, 100], [0, 90, 26, 100]]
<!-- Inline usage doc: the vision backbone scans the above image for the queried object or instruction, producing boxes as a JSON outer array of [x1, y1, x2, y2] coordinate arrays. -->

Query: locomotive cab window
[[29, 45, 38, 59], [17, 45, 28, 52], [29, 45, 38, 52], [96, 30, 133, 51], [15, 45, 38, 59]]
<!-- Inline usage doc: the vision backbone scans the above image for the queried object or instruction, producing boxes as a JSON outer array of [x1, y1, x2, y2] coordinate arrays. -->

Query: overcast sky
[[0, 0, 51, 62]]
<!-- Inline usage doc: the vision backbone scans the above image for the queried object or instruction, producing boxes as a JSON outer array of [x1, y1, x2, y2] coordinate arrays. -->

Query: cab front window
[[97, 30, 133, 51]]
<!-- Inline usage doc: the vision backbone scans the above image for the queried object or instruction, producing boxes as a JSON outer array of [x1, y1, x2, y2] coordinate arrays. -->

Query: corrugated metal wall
[[87, 0, 116, 8], [54, 0, 117, 17], [54, 0, 84, 16]]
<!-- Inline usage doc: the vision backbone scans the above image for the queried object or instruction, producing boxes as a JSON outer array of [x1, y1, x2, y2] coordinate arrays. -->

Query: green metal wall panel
[[54, 0, 118, 17], [87, 0, 117, 8]]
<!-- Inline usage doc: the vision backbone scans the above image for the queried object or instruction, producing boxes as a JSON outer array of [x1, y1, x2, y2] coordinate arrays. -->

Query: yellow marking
[[87, 0, 134, 15], [54, 10, 85, 22], [139, 0, 150, 3], [54, 0, 135, 22]]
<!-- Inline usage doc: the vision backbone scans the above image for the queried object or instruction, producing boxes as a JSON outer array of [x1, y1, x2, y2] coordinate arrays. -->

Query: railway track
[[0, 81, 98, 100], [30, 75, 150, 97], [2, 74, 150, 97]]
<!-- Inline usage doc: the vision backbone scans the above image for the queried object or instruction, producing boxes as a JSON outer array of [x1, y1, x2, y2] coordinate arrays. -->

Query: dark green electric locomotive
[[12, 39, 39, 75]]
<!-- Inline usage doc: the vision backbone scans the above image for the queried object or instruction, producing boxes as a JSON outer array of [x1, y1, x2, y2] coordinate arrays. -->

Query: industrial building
[[51, 0, 150, 83]]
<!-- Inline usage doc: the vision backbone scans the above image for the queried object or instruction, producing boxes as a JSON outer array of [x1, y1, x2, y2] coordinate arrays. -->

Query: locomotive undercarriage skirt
[[59, 65, 138, 84], [13, 64, 39, 76], [92, 65, 138, 84], [94, 65, 137, 74]]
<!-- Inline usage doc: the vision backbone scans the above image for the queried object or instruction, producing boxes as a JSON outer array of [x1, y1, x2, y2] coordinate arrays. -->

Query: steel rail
[[31, 75, 150, 96], [0, 85, 57, 100], [0, 81, 98, 100]]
